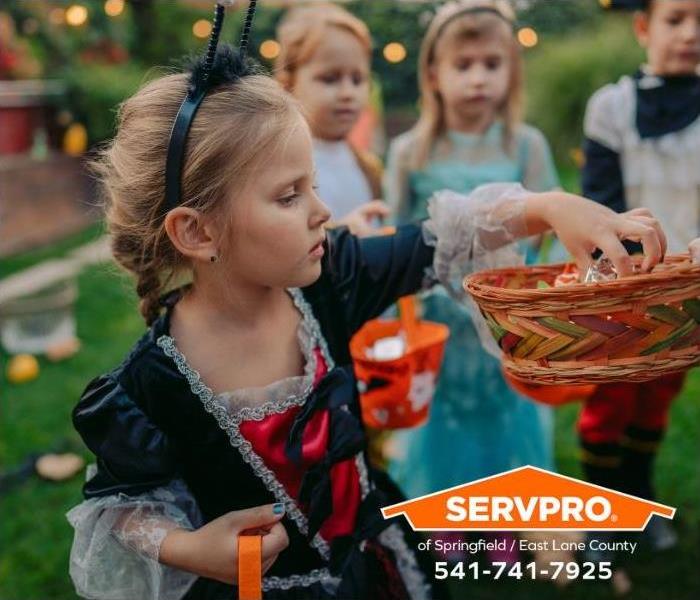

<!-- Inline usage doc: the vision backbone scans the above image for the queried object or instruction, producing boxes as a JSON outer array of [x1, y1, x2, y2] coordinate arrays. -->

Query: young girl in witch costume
[[65, 3, 667, 599]]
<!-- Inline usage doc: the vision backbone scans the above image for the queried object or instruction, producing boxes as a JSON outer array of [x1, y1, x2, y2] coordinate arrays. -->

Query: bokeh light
[[260, 40, 281, 60], [104, 0, 125, 18], [517, 27, 539, 48], [192, 19, 212, 39], [65, 5, 88, 27], [383, 42, 407, 64]]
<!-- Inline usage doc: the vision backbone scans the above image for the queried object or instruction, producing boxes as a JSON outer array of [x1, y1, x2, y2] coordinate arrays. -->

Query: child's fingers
[[570, 246, 595, 278], [261, 522, 289, 560], [361, 200, 391, 218], [240, 525, 274, 536], [262, 555, 277, 575], [596, 234, 635, 276], [627, 214, 667, 259], [689, 239, 700, 264], [229, 503, 286, 532], [616, 219, 662, 273]]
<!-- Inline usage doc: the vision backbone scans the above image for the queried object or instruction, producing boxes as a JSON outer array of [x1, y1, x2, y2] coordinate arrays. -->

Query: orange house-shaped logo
[[382, 466, 675, 531]]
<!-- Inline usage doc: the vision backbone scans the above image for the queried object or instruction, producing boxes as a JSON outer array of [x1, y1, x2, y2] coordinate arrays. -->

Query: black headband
[[162, 0, 259, 216]]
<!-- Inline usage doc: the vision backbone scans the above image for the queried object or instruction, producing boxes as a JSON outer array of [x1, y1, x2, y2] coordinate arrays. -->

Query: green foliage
[[60, 62, 148, 144], [517, 0, 603, 34], [525, 16, 645, 167]]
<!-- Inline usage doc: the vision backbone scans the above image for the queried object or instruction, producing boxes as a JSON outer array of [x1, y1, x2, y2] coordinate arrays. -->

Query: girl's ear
[[426, 63, 440, 92], [633, 11, 650, 48], [164, 207, 219, 263], [277, 68, 294, 92]]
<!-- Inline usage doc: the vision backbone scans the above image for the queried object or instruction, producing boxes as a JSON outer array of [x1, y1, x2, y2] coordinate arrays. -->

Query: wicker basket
[[465, 254, 700, 385]]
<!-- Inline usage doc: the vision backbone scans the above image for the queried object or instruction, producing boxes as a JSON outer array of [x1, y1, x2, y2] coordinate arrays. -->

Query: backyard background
[[1, 1, 698, 599]]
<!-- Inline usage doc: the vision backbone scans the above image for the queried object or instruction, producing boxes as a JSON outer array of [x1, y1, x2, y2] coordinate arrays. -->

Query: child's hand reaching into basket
[[525, 193, 667, 276]]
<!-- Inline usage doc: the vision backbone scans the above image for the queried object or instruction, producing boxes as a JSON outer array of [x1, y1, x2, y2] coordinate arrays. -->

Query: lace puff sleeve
[[422, 182, 531, 357], [67, 375, 203, 600]]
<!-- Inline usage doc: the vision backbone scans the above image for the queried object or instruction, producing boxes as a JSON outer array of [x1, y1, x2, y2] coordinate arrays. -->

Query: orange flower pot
[[351, 296, 449, 429]]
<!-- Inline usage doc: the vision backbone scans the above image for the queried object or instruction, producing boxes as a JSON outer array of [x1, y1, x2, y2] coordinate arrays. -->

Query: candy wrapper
[[548, 257, 620, 288], [583, 257, 618, 283]]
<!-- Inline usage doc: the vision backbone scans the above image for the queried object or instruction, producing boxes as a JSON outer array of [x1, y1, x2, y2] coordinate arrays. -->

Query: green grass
[[1, 226, 698, 599], [1, 260, 144, 600], [0, 222, 106, 280]]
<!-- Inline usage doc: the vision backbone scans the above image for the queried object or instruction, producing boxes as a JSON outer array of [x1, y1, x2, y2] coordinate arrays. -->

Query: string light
[[259, 40, 281, 60], [192, 19, 212, 39], [104, 0, 125, 17], [65, 5, 88, 27], [517, 27, 539, 48], [383, 42, 407, 64]]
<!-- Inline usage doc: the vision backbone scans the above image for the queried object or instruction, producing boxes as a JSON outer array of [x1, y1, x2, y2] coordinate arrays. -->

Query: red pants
[[578, 373, 686, 444]]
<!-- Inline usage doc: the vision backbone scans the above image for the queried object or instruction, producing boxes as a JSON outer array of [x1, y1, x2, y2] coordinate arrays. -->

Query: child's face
[[291, 27, 370, 141], [431, 33, 511, 127], [635, 0, 700, 75], [223, 119, 331, 290]]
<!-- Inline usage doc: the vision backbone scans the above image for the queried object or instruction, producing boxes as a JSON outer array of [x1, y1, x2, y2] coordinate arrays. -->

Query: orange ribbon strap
[[238, 534, 262, 600]]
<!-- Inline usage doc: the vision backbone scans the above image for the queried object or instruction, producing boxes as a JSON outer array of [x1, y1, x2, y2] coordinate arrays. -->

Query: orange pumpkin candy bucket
[[350, 296, 449, 429], [502, 369, 597, 406]]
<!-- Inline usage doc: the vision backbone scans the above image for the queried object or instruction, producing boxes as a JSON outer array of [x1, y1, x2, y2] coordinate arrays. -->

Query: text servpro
[[445, 495, 612, 523]]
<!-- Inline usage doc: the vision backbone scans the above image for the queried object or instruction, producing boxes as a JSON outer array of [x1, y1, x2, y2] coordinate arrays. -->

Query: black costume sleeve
[[72, 373, 177, 499], [326, 224, 435, 335], [581, 137, 627, 213]]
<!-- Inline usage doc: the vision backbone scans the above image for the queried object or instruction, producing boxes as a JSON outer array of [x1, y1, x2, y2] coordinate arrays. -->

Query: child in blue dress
[[385, 0, 560, 559]]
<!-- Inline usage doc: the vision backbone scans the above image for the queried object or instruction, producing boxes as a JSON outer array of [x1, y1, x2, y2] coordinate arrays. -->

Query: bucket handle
[[398, 295, 419, 350]]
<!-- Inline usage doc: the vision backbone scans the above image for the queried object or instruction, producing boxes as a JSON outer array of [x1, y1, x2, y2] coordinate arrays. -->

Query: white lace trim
[[379, 524, 432, 600], [157, 288, 336, 562], [66, 478, 201, 600], [262, 567, 341, 593], [157, 289, 427, 596], [355, 452, 371, 499]]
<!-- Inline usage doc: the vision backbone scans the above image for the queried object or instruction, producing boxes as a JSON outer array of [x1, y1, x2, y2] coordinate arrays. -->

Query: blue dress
[[385, 122, 559, 497]]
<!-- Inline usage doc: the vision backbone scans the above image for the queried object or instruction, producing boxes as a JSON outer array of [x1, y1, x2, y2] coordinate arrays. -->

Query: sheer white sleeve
[[422, 183, 532, 357], [66, 466, 203, 600]]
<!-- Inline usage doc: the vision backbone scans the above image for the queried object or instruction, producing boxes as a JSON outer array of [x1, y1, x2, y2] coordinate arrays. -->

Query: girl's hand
[[334, 200, 391, 237], [159, 503, 288, 585], [689, 239, 700, 264], [526, 193, 666, 276]]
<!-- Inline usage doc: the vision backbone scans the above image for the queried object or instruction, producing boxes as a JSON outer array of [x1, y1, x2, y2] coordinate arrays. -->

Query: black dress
[[69, 224, 451, 600]]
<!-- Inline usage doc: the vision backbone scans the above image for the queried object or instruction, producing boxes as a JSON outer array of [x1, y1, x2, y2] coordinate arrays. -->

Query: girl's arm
[[158, 505, 288, 584], [383, 134, 413, 224], [582, 85, 627, 214], [69, 375, 289, 596], [325, 183, 665, 336], [67, 475, 203, 600]]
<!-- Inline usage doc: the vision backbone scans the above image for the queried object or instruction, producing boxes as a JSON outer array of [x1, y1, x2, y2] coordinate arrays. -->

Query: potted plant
[[0, 11, 63, 155]]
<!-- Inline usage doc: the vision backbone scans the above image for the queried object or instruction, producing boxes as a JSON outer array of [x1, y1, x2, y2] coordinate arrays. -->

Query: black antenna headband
[[163, 0, 259, 215]]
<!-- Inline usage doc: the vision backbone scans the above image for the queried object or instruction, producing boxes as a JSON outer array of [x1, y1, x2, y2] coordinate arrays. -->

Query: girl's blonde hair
[[274, 2, 371, 89], [92, 72, 303, 325], [411, 0, 523, 169]]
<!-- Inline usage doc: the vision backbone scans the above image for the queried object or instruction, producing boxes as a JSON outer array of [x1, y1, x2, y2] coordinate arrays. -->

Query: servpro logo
[[381, 466, 675, 531]]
